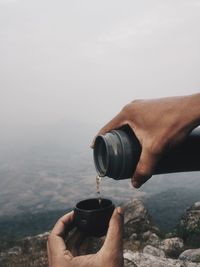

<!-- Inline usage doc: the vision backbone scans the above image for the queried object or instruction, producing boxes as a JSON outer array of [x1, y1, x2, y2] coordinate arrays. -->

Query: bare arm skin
[[47, 208, 124, 267], [93, 93, 200, 188]]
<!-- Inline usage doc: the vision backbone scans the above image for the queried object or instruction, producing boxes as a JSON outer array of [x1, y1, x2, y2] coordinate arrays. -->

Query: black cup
[[74, 198, 115, 237]]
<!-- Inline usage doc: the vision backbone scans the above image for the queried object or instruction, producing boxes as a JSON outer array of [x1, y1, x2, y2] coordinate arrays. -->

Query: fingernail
[[131, 179, 140, 188], [117, 207, 124, 215], [69, 210, 74, 214]]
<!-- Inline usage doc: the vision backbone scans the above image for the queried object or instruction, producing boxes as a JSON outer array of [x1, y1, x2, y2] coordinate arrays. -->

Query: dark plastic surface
[[155, 127, 200, 174], [74, 198, 115, 237]]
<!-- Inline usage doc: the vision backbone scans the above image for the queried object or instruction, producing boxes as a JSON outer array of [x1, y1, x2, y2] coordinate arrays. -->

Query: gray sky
[[1, 0, 200, 130]]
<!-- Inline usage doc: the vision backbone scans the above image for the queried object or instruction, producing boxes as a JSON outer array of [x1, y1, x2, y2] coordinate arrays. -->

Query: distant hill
[[143, 187, 200, 233], [0, 120, 97, 216]]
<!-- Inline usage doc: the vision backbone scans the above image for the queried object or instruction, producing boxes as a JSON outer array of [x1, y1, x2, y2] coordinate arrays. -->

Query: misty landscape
[[0, 120, 199, 251], [1, 0, 200, 266]]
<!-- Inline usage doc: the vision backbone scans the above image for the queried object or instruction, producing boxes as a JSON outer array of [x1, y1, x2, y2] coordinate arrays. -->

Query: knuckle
[[121, 103, 132, 114], [122, 100, 141, 116], [131, 99, 142, 105], [130, 99, 143, 111]]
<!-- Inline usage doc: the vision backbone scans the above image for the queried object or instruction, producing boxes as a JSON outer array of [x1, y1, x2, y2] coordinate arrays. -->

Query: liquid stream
[[96, 175, 102, 205]]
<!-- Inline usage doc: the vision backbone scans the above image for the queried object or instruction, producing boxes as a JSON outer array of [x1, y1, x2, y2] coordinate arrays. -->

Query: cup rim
[[74, 198, 114, 212]]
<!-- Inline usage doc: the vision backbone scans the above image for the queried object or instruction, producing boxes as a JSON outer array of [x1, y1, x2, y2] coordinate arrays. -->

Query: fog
[[0, 0, 200, 219], [1, 0, 200, 131], [0, 0, 200, 161]]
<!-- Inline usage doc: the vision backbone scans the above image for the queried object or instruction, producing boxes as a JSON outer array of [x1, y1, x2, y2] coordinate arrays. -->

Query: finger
[[47, 241, 52, 266], [66, 229, 87, 256], [101, 207, 124, 253], [51, 211, 74, 238], [131, 148, 159, 188], [91, 112, 125, 148], [48, 211, 74, 253]]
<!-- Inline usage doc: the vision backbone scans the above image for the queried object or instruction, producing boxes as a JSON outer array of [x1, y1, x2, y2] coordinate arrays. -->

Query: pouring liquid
[[96, 175, 102, 205]]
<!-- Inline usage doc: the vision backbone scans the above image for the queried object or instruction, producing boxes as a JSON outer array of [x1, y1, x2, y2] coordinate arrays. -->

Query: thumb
[[131, 147, 160, 188], [101, 207, 124, 253]]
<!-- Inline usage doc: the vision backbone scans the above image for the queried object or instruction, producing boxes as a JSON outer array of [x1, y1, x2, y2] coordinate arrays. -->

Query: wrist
[[186, 93, 200, 129]]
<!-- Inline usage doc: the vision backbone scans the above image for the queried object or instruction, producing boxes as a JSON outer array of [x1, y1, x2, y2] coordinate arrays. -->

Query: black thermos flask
[[93, 125, 200, 180]]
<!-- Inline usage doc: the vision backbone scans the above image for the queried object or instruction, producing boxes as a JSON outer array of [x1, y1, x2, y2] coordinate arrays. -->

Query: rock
[[123, 249, 181, 267], [124, 199, 159, 238], [123, 249, 200, 267], [123, 199, 161, 252], [183, 263, 200, 267], [178, 202, 200, 247], [143, 245, 166, 258], [78, 236, 104, 254], [124, 232, 141, 251], [160, 237, 184, 258], [0, 233, 48, 267], [179, 249, 200, 263], [123, 238, 141, 252], [124, 257, 137, 267], [143, 231, 161, 247], [130, 233, 138, 241], [7, 246, 22, 256]]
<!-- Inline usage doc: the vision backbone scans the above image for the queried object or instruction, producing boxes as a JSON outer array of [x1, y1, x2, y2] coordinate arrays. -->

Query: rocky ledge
[[123, 199, 200, 267], [1, 198, 200, 267]]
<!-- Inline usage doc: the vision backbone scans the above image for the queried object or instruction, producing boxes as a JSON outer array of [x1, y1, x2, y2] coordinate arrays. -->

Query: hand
[[47, 207, 124, 267], [92, 94, 200, 188]]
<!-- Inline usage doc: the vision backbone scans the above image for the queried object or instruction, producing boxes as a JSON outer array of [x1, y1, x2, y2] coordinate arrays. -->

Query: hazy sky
[[1, 0, 200, 130]]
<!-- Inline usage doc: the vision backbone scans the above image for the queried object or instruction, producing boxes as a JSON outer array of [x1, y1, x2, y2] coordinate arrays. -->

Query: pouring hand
[[92, 94, 200, 188]]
